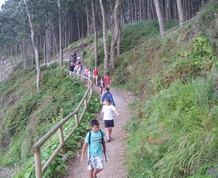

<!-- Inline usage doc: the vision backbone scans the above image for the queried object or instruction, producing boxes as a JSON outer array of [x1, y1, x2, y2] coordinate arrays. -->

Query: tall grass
[[118, 2, 218, 177], [0, 63, 101, 167], [127, 78, 218, 177]]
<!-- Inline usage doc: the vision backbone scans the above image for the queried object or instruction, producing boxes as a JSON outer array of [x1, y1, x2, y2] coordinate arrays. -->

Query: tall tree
[[91, 0, 98, 68], [57, 0, 63, 66], [176, 0, 185, 25], [153, 0, 165, 35], [99, 0, 109, 72], [109, 0, 123, 70], [23, 0, 41, 92]]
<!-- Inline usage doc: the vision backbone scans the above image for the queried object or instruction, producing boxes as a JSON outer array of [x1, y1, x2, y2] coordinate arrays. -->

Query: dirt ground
[[64, 85, 131, 178]]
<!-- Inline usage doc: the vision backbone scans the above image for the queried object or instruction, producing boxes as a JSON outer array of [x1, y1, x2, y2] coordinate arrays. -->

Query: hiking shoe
[[109, 137, 113, 141], [105, 139, 110, 143]]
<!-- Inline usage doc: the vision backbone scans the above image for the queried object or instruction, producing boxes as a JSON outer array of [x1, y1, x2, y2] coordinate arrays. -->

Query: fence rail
[[32, 71, 93, 178], [118, 17, 196, 58]]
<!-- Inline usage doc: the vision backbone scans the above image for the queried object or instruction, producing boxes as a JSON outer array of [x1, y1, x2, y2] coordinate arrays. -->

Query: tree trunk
[[92, 0, 98, 67], [99, 0, 109, 73], [153, 0, 165, 35], [176, 0, 185, 25], [57, 0, 63, 66], [86, 4, 90, 36], [24, 0, 41, 92], [110, 0, 122, 70]]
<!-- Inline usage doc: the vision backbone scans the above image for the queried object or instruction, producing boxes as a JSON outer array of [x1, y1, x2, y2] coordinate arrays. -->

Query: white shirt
[[102, 105, 116, 120]]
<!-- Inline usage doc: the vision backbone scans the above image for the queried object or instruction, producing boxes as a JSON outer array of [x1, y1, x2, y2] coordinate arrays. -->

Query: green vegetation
[[112, 2, 218, 177], [0, 2, 217, 177], [81, 20, 178, 75], [0, 63, 102, 177]]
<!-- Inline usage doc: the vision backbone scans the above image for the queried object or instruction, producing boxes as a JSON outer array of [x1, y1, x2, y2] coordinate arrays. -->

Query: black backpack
[[88, 129, 107, 162], [88, 129, 104, 145]]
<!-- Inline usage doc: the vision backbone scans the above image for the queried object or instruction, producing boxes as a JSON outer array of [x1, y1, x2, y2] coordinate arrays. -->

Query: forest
[[0, 0, 217, 177]]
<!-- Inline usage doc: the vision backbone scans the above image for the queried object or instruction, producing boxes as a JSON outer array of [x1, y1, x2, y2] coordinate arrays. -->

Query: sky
[[0, 0, 5, 9]]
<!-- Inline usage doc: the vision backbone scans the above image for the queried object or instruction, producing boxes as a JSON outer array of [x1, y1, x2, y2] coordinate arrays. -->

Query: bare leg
[[108, 127, 112, 138], [93, 168, 103, 178], [105, 128, 110, 139], [89, 170, 93, 178]]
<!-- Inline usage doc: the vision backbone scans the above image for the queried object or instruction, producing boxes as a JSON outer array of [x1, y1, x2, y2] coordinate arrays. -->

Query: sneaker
[[105, 139, 110, 143], [109, 137, 113, 141]]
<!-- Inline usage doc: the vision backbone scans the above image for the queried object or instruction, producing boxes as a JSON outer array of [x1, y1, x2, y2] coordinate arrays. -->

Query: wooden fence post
[[58, 126, 65, 154], [34, 148, 42, 178], [75, 113, 79, 127]]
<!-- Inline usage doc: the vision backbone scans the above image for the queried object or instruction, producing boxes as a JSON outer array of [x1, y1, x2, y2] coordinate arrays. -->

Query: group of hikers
[[68, 52, 119, 178]]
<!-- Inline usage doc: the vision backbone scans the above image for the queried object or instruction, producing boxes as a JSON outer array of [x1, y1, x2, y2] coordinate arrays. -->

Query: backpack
[[88, 129, 104, 145], [88, 129, 107, 162]]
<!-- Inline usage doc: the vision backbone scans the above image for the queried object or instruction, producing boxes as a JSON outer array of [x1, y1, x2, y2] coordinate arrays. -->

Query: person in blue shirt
[[101, 87, 115, 106], [81, 119, 106, 178]]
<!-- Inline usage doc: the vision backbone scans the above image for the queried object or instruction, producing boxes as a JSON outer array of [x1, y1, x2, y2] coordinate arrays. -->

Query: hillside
[[0, 17, 178, 177], [0, 1, 217, 177], [112, 2, 218, 177]]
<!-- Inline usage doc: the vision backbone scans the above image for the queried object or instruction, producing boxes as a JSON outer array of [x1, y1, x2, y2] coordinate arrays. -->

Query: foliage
[[126, 78, 218, 177], [0, 63, 90, 168], [112, 2, 218, 177]]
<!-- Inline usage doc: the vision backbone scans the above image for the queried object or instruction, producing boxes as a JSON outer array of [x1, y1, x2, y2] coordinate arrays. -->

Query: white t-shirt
[[102, 105, 116, 120]]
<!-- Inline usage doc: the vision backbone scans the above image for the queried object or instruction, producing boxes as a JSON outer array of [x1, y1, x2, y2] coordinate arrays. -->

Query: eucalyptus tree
[[99, 0, 109, 73], [176, 0, 185, 25], [153, 0, 165, 35], [109, 0, 123, 70], [23, 0, 41, 92], [91, 0, 98, 68], [57, 0, 63, 66]]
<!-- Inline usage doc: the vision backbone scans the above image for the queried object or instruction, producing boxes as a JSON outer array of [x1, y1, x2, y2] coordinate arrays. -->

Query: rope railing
[[32, 71, 93, 178], [118, 17, 196, 58]]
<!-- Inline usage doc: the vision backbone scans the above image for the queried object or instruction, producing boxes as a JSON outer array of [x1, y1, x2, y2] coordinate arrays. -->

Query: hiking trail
[[64, 85, 131, 178]]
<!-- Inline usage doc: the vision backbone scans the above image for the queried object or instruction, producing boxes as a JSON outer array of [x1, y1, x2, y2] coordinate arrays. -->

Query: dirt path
[[65, 85, 130, 178]]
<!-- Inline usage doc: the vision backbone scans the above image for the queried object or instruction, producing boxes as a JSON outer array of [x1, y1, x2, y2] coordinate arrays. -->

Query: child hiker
[[81, 119, 106, 178], [101, 98, 119, 143]]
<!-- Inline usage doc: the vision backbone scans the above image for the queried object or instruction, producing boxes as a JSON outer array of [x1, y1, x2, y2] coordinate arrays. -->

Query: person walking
[[93, 67, 99, 85], [81, 119, 106, 178], [98, 77, 105, 96], [101, 87, 115, 106], [101, 99, 119, 143], [104, 72, 111, 88]]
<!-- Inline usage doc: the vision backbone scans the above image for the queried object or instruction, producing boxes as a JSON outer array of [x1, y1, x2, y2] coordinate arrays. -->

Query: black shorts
[[104, 120, 114, 128]]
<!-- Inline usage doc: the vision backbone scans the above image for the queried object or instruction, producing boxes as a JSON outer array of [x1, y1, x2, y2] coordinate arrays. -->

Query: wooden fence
[[32, 71, 93, 178]]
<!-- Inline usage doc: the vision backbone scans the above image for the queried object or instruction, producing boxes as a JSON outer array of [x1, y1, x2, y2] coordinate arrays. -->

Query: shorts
[[87, 156, 104, 170], [104, 120, 114, 128], [93, 75, 98, 78]]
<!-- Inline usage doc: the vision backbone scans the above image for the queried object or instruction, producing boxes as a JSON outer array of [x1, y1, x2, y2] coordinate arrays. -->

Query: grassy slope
[[0, 63, 101, 170], [112, 2, 218, 177], [0, 18, 178, 176]]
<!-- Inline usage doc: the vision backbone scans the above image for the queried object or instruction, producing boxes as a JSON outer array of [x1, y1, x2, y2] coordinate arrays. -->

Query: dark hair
[[105, 87, 110, 92], [105, 98, 111, 103], [91, 119, 99, 127]]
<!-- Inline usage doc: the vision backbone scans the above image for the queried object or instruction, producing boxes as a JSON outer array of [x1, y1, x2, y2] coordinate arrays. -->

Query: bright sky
[[0, 0, 5, 9]]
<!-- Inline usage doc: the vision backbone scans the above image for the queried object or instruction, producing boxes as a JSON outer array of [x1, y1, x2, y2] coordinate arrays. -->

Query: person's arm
[[80, 142, 88, 162], [114, 110, 119, 117], [102, 139, 106, 152], [101, 105, 105, 114], [101, 93, 105, 104]]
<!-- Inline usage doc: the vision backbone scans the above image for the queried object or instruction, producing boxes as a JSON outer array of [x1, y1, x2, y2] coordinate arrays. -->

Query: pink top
[[84, 68, 89, 75], [93, 69, 98, 76], [104, 75, 111, 84]]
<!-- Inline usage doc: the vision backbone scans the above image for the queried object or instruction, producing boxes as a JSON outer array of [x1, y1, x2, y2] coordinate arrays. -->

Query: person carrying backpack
[[101, 87, 115, 106], [81, 119, 106, 178]]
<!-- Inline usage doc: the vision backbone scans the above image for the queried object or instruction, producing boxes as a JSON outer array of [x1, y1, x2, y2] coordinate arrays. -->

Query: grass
[[117, 2, 218, 177], [0, 63, 101, 168]]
